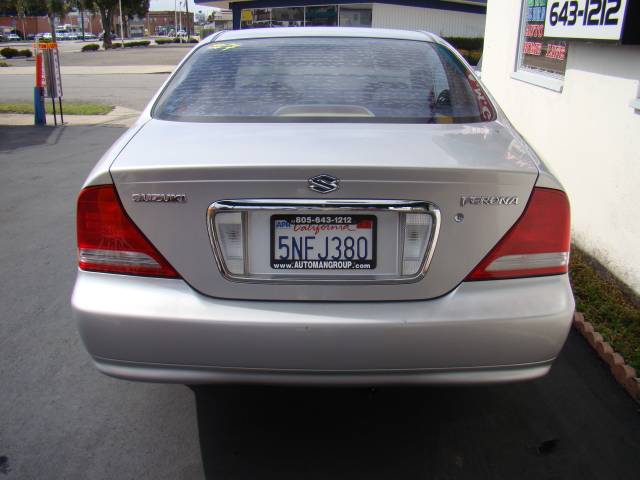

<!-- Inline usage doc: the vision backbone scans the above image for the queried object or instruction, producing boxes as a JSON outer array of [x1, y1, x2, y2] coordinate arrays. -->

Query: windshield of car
[[153, 37, 495, 123]]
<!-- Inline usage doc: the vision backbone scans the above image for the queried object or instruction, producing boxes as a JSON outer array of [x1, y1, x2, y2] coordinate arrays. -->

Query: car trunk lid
[[109, 119, 539, 301]]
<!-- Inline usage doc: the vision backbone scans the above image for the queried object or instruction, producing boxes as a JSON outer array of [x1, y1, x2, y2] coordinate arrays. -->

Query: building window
[[305, 6, 338, 26], [241, 8, 271, 28], [339, 4, 373, 27], [514, 0, 569, 89], [272, 7, 304, 27], [240, 5, 372, 29]]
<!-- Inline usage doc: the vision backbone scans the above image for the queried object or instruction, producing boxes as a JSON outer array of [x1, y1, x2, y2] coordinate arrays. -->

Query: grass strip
[[0, 102, 114, 115], [570, 247, 640, 371]]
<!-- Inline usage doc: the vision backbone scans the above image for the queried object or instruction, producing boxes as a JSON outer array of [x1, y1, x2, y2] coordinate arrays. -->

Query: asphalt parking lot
[[1, 125, 640, 480]]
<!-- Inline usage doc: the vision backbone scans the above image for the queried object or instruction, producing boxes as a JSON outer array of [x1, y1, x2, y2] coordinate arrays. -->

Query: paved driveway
[[1, 125, 639, 479]]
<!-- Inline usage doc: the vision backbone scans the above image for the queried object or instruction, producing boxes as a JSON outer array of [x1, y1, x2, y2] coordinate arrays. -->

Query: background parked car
[[98, 31, 117, 41]]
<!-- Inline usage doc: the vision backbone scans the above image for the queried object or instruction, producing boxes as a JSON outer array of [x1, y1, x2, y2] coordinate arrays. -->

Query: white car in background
[[72, 28, 574, 386]]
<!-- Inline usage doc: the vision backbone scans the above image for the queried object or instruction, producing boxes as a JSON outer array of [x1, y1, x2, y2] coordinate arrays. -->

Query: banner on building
[[543, 0, 629, 40]]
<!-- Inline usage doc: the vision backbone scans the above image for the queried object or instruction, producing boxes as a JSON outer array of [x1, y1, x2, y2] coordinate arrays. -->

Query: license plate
[[271, 214, 377, 270]]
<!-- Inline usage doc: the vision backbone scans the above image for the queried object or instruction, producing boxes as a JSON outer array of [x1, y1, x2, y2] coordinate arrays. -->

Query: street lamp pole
[[80, 7, 86, 41], [174, 0, 178, 38], [119, 0, 125, 48]]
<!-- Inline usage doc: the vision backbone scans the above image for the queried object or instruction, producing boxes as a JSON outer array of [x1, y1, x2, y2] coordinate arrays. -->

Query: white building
[[481, 0, 640, 293], [195, 1, 487, 37]]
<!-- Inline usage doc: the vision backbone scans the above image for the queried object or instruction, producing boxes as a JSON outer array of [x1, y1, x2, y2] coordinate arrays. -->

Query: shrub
[[200, 28, 215, 39], [0, 60, 8, 67], [156, 37, 199, 44], [124, 40, 150, 47], [455, 48, 482, 66], [463, 50, 482, 66], [1, 48, 33, 59], [110, 42, 122, 48], [81, 43, 100, 52], [443, 37, 484, 52], [1, 47, 19, 59]]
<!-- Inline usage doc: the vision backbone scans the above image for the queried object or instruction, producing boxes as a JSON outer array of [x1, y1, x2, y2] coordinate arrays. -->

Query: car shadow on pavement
[[0, 125, 89, 153], [191, 330, 640, 480]]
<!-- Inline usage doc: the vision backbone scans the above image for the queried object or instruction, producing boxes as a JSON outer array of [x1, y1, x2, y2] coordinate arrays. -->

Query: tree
[[0, 0, 17, 15], [14, 0, 27, 37], [45, 0, 69, 42], [92, 0, 116, 48], [92, 0, 147, 49], [72, 0, 91, 40], [0, 0, 66, 40], [121, 0, 148, 39]]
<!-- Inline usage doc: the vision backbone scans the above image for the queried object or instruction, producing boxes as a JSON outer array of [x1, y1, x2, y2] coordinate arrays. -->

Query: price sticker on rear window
[[208, 43, 240, 52]]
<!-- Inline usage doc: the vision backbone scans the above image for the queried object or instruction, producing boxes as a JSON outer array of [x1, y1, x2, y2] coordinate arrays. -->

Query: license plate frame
[[270, 214, 377, 271]]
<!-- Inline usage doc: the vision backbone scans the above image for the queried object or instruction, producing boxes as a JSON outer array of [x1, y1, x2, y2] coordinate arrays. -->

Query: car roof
[[214, 27, 438, 44]]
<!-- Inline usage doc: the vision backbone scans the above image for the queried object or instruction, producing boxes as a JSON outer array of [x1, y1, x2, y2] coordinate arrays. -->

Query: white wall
[[372, 4, 486, 37], [481, 1, 640, 293]]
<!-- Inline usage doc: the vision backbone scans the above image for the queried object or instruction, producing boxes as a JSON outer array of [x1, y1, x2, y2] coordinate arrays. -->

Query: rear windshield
[[153, 37, 495, 123]]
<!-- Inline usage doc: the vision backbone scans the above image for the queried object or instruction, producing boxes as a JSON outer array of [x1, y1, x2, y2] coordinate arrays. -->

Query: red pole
[[34, 46, 46, 125], [35, 52, 42, 88]]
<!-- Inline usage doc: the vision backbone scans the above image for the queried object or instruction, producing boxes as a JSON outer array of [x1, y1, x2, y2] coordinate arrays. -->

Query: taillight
[[466, 187, 570, 281], [77, 185, 179, 278]]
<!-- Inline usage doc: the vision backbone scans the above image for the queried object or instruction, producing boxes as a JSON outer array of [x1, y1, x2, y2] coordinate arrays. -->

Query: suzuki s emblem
[[308, 174, 339, 194]]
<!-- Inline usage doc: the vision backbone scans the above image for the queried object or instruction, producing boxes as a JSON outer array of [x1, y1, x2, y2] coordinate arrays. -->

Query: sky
[[149, 0, 222, 15]]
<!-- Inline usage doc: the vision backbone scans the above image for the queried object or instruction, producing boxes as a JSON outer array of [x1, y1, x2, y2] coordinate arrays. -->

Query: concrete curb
[[574, 312, 640, 402], [0, 106, 140, 128], [0, 65, 174, 75]]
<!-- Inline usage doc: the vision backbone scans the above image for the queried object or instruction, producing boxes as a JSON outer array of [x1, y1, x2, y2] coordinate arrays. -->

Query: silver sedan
[[72, 27, 574, 385]]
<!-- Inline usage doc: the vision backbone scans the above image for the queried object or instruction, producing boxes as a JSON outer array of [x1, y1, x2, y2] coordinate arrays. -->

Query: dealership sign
[[544, 0, 629, 40]]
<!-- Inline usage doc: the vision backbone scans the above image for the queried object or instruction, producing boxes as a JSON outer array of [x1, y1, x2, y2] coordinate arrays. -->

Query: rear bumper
[[72, 271, 574, 385]]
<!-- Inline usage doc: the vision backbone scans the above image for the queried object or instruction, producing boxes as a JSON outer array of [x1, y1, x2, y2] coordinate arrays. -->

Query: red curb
[[573, 312, 640, 403], [588, 331, 603, 350], [625, 377, 640, 400], [596, 341, 614, 364], [583, 322, 594, 335]]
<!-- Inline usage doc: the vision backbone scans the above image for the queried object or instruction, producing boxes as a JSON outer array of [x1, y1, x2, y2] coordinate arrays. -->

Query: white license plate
[[271, 214, 377, 270]]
